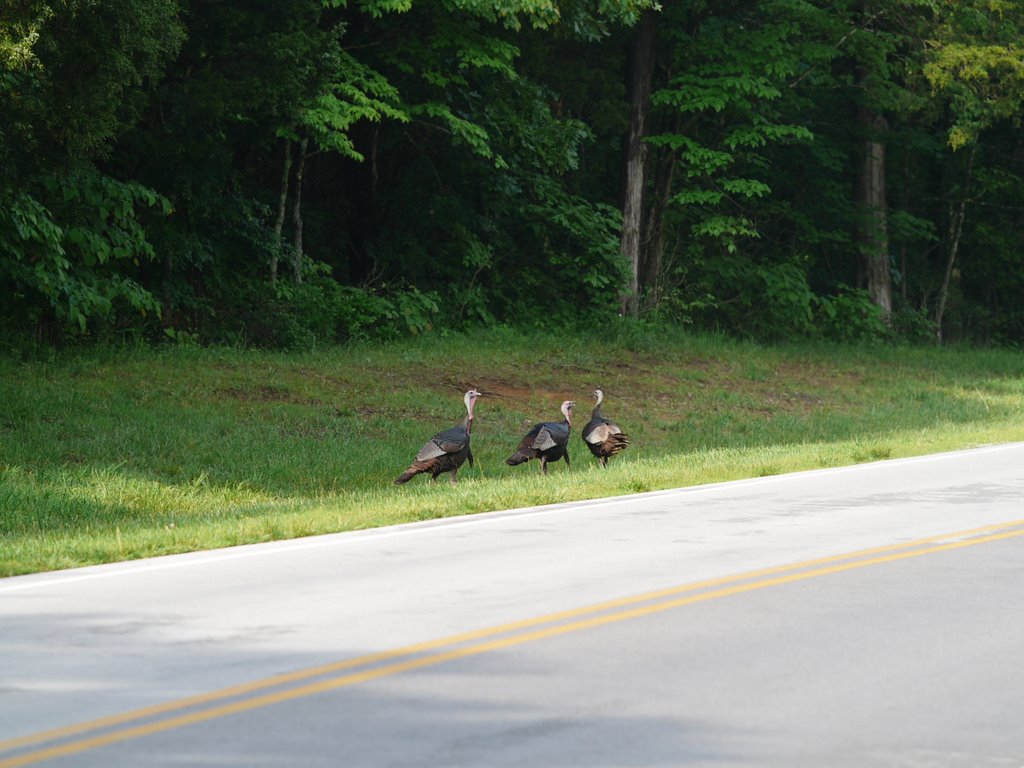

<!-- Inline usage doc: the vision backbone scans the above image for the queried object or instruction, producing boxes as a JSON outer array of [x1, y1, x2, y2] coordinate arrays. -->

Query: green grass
[[2, 326, 1024, 576]]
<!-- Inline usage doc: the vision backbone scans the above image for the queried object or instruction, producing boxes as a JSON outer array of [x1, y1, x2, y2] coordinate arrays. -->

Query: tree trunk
[[640, 146, 677, 311], [935, 143, 976, 343], [271, 139, 292, 285], [619, 8, 656, 316], [899, 148, 910, 304], [348, 124, 379, 285], [856, 107, 892, 319], [291, 135, 308, 285]]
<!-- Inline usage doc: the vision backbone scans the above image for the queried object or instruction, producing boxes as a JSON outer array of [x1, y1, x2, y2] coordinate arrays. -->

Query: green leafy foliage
[[3, 0, 1024, 347], [0, 2, 50, 71], [923, 0, 1024, 149], [0, 0, 184, 178], [648, 0, 821, 263], [190, 274, 443, 349], [299, 49, 409, 160], [814, 286, 889, 343], [1, 170, 165, 334]]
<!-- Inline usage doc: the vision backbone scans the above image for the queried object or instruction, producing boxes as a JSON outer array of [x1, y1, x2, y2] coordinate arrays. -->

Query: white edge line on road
[[2, 442, 1021, 595]]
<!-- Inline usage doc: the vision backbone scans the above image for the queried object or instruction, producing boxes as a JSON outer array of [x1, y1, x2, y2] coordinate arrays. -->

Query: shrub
[[814, 286, 888, 342]]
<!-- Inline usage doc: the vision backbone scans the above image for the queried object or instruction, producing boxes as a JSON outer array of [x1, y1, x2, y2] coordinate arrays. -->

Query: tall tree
[[856, 95, 893, 317], [619, 8, 656, 316], [923, 0, 1024, 341], [844, 0, 919, 323], [641, 0, 822, 332]]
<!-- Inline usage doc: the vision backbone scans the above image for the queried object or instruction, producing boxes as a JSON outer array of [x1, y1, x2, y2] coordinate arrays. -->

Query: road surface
[[2, 443, 1024, 766]]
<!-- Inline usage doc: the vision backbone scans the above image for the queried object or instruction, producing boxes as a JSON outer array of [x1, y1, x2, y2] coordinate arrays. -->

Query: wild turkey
[[582, 389, 629, 467], [395, 389, 481, 485], [506, 400, 574, 474]]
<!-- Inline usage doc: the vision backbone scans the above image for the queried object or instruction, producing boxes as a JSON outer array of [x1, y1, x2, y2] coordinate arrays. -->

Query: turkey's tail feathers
[[394, 469, 417, 485], [609, 433, 630, 451], [394, 461, 430, 485], [505, 450, 531, 466], [592, 432, 630, 468]]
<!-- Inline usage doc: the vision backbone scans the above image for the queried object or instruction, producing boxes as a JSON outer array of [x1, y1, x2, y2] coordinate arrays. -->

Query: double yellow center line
[[4, 517, 1024, 767]]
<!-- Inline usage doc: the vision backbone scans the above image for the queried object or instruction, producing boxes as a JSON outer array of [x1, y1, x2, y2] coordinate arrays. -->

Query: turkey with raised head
[[582, 389, 629, 468], [506, 400, 574, 474], [394, 389, 481, 485]]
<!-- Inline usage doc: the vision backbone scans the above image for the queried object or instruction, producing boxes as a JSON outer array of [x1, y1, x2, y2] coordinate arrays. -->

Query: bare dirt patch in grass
[[477, 379, 572, 407], [217, 383, 321, 406]]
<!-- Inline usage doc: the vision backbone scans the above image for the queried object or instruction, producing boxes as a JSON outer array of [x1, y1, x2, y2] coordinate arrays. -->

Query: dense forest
[[2, 0, 1023, 349]]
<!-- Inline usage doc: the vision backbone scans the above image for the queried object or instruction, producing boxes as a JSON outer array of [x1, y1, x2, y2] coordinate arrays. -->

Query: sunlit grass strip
[[4, 418, 1022, 576]]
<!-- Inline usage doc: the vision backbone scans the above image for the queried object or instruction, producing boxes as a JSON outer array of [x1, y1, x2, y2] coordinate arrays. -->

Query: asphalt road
[[2, 443, 1024, 767]]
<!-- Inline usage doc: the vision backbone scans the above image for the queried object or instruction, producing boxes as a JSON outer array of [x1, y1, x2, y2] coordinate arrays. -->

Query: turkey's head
[[561, 400, 575, 425]]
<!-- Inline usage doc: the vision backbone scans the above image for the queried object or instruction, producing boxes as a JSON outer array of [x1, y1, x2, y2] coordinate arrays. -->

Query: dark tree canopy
[[2, 0, 1024, 348]]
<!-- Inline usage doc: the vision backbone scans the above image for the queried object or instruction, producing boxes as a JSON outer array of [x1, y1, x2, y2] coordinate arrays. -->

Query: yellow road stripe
[[4, 515, 1020, 754], [3, 519, 1024, 767]]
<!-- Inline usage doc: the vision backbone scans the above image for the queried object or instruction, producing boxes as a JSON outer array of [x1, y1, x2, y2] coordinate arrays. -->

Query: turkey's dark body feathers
[[506, 420, 570, 473], [395, 417, 473, 484]]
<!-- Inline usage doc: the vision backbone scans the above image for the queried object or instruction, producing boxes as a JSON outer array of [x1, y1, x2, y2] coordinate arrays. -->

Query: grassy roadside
[[2, 326, 1024, 577]]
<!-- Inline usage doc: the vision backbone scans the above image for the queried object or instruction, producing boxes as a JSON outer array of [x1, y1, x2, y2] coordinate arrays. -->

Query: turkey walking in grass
[[506, 400, 574, 474], [582, 389, 629, 468], [394, 389, 481, 485]]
